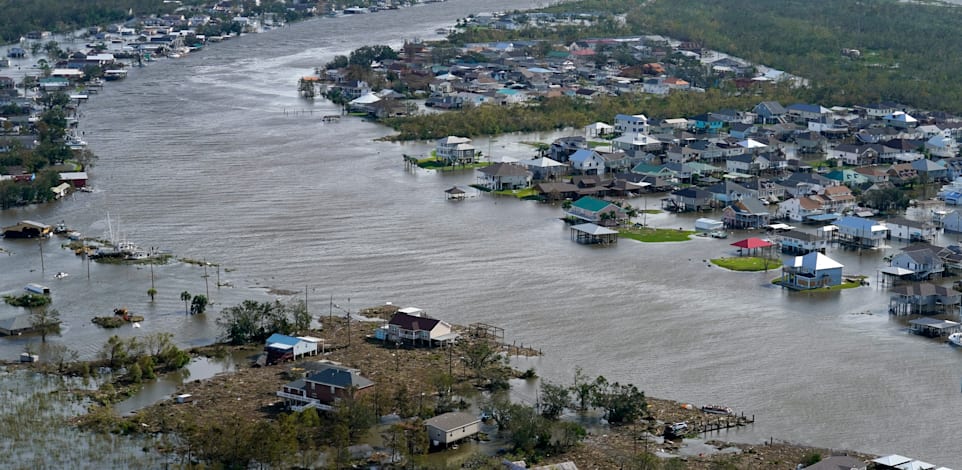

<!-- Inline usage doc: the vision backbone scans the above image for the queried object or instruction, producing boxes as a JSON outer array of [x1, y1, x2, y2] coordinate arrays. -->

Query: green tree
[[100, 335, 127, 368], [147, 287, 157, 301], [190, 294, 208, 315], [591, 376, 647, 424], [539, 380, 570, 420], [180, 291, 191, 315], [29, 307, 61, 342]]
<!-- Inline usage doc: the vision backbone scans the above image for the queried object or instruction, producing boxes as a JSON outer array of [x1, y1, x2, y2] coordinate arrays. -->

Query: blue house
[[780, 252, 844, 290], [265, 333, 320, 364], [752, 101, 787, 124], [689, 113, 724, 134]]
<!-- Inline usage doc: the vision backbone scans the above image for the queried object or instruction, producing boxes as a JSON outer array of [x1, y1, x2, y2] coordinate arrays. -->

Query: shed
[[694, 218, 724, 231], [908, 317, 961, 338], [424, 411, 481, 447], [2, 220, 53, 238]]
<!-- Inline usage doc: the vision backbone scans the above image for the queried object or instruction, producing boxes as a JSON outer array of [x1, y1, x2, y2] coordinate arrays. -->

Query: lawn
[[711, 257, 781, 271], [494, 188, 539, 199], [619, 227, 694, 242], [416, 158, 491, 171], [770, 277, 863, 291]]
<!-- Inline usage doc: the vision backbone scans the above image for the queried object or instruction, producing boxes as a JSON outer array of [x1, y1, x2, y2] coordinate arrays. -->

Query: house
[[777, 229, 832, 254], [890, 284, 961, 316], [722, 197, 771, 229], [883, 111, 918, 129], [802, 455, 866, 470], [613, 114, 649, 136], [885, 216, 939, 242], [828, 143, 881, 166], [436, 136, 476, 164], [753, 101, 787, 124], [384, 309, 457, 346], [517, 157, 568, 180], [568, 149, 606, 175], [776, 196, 824, 222], [786, 103, 831, 123], [925, 133, 958, 158], [549, 136, 587, 163], [611, 134, 662, 157], [688, 113, 724, 134], [664, 188, 714, 212], [424, 411, 481, 448], [911, 158, 947, 181], [943, 210, 962, 232], [264, 333, 320, 364], [780, 252, 844, 290], [51, 183, 70, 199], [890, 244, 946, 280], [834, 216, 889, 248], [475, 163, 532, 190], [0, 314, 35, 336], [566, 196, 627, 226], [277, 363, 374, 412]]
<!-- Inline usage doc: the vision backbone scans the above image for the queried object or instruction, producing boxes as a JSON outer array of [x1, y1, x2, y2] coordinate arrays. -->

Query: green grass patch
[[619, 227, 694, 242], [640, 209, 661, 214], [416, 158, 491, 171], [494, 188, 538, 199], [771, 277, 862, 291], [711, 257, 781, 271], [587, 140, 611, 148], [3, 293, 50, 308]]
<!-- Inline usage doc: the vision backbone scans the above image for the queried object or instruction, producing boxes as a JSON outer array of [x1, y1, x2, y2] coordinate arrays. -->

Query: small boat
[[54, 272, 68, 280], [701, 404, 734, 415], [709, 230, 728, 239], [949, 332, 962, 347]]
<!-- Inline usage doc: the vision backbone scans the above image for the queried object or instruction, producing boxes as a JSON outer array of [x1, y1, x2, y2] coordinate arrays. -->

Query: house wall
[[428, 421, 480, 445]]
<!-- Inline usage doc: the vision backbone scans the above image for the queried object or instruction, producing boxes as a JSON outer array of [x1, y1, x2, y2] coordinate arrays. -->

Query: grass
[[771, 278, 863, 291], [494, 188, 538, 199], [416, 158, 491, 171], [640, 209, 661, 214], [587, 140, 611, 148], [711, 257, 781, 271], [619, 227, 694, 242]]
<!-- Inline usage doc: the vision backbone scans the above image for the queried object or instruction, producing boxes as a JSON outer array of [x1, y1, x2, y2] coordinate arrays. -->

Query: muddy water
[[1, 0, 961, 465]]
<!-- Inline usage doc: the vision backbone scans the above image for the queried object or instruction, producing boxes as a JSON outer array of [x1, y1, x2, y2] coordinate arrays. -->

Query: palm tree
[[180, 291, 191, 315], [147, 288, 157, 302]]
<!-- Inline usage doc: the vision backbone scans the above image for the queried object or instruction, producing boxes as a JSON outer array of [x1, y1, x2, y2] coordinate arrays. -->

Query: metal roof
[[424, 411, 481, 432]]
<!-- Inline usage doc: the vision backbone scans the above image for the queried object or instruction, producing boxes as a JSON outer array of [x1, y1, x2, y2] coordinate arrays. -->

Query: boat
[[709, 230, 728, 239], [949, 332, 962, 347], [65, 133, 88, 150], [701, 404, 734, 415], [54, 272, 68, 280]]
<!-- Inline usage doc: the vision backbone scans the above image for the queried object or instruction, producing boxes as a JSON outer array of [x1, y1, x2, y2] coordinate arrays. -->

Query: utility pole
[[38, 238, 44, 275], [202, 260, 210, 298]]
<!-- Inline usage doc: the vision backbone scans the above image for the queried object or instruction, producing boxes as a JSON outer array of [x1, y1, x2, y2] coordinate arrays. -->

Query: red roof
[[731, 237, 773, 249]]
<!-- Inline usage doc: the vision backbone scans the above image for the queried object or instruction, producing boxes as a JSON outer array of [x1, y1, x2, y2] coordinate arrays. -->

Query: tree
[[180, 291, 191, 315], [44, 343, 78, 374], [147, 287, 157, 301], [461, 341, 501, 384], [571, 367, 595, 412], [30, 307, 61, 342], [591, 376, 647, 424], [100, 335, 127, 368], [539, 380, 570, 420], [291, 299, 310, 333], [190, 294, 208, 315]]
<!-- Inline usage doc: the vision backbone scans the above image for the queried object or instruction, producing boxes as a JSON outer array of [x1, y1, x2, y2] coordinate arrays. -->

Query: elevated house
[[889, 283, 961, 316], [780, 251, 844, 290], [663, 187, 713, 212], [890, 244, 947, 280], [834, 216, 888, 248], [568, 149, 605, 175], [942, 210, 962, 232], [776, 196, 824, 222], [475, 163, 532, 190], [566, 196, 627, 226], [786, 103, 831, 123], [436, 136, 477, 165], [264, 333, 320, 364], [753, 101, 787, 124], [277, 363, 374, 412], [688, 113, 724, 134], [777, 229, 832, 254], [424, 412, 482, 448], [722, 197, 771, 229], [548, 136, 586, 163], [517, 157, 568, 181], [885, 216, 939, 242], [382, 308, 457, 347], [613, 113, 649, 136]]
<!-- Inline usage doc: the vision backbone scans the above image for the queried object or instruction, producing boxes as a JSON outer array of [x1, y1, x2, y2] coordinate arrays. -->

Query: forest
[[630, 0, 962, 112], [0, 0, 179, 43]]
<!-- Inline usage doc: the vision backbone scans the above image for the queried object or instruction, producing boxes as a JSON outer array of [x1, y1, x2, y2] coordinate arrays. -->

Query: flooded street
[[2, 0, 962, 465]]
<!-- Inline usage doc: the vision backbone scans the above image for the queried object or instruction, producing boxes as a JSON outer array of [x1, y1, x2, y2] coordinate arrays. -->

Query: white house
[[424, 412, 481, 447], [835, 216, 889, 248], [885, 216, 939, 242], [943, 210, 962, 232], [777, 197, 824, 222], [476, 163, 532, 190], [264, 333, 320, 364], [780, 251, 844, 290], [614, 113, 649, 136], [385, 309, 456, 346], [436, 136, 474, 162], [926, 133, 958, 158], [883, 111, 918, 129], [611, 134, 661, 157], [568, 149, 606, 175]]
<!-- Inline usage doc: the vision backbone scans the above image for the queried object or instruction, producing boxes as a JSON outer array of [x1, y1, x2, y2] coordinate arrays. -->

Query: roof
[[571, 196, 612, 213], [802, 455, 867, 470], [305, 364, 374, 389], [570, 223, 618, 236], [873, 455, 913, 467], [568, 149, 599, 164], [791, 252, 843, 270], [265, 333, 302, 347], [388, 312, 441, 332], [835, 216, 888, 233], [423, 411, 481, 432], [909, 318, 960, 330], [731, 237, 772, 249], [477, 163, 530, 177], [0, 314, 33, 332]]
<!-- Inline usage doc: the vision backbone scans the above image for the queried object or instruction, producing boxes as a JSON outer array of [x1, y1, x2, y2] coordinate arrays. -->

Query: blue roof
[[569, 149, 597, 164], [265, 333, 300, 346], [497, 88, 520, 95], [787, 103, 825, 114], [807, 213, 841, 222], [835, 215, 876, 230], [615, 114, 645, 123]]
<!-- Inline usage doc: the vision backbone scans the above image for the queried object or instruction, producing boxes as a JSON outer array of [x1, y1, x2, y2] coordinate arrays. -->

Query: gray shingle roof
[[424, 411, 480, 431]]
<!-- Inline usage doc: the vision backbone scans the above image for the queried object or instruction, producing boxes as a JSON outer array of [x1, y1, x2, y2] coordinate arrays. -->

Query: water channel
[[1, 0, 962, 466]]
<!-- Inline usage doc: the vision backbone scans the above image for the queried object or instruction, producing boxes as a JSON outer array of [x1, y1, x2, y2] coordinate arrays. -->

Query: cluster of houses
[[268, 307, 479, 451]]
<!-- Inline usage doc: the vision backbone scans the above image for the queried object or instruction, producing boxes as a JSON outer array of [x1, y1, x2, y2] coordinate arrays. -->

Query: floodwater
[[1, 0, 962, 466]]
